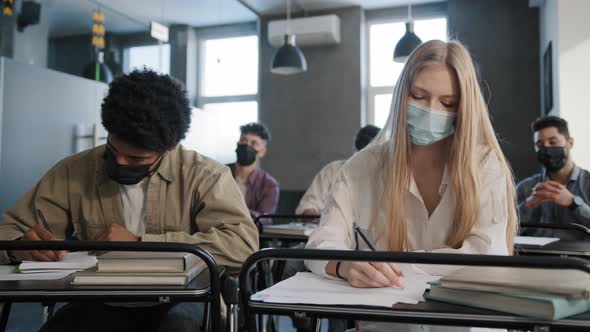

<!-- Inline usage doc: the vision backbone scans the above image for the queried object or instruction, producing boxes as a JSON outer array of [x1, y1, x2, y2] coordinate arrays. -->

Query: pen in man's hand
[[36, 209, 53, 233]]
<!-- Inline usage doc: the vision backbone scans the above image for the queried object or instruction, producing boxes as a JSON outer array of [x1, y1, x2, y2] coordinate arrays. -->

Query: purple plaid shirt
[[228, 163, 280, 219]]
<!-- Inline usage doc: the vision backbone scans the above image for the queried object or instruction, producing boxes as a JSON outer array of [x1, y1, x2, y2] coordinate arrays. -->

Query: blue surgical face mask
[[407, 101, 457, 146]]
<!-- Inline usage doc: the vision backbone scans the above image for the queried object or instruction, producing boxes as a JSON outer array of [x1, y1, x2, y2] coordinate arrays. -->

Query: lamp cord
[[286, 0, 292, 35]]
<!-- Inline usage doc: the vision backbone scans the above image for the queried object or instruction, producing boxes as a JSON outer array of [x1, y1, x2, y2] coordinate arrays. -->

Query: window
[[182, 102, 258, 164], [123, 44, 170, 74], [181, 33, 259, 164], [367, 17, 447, 127], [200, 36, 259, 97]]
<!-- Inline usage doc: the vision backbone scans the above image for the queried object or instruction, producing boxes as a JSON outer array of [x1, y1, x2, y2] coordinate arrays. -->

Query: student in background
[[289, 125, 380, 332], [305, 40, 517, 331], [517, 116, 590, 239], [0, 70, 258, 332], [296, 125, 381, 216], [228, 123, 280, 220]]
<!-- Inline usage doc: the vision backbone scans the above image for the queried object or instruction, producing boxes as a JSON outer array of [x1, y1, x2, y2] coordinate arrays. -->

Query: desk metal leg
[[227, 304, 238, 332], [313, 318, 321, 332], [202, 302, 211, 332], [0, 302, 11, 332], [42, 303, 55, 323]]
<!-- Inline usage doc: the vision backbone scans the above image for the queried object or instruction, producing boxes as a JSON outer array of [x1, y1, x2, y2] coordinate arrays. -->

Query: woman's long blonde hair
[[376, 40, 517, 254]]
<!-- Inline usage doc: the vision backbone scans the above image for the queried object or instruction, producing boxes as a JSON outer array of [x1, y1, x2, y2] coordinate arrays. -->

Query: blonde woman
[[305, 40, 517, 331]]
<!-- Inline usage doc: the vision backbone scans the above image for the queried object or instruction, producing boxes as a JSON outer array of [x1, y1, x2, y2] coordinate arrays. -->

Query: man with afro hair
[[0, 69, 258, 331]]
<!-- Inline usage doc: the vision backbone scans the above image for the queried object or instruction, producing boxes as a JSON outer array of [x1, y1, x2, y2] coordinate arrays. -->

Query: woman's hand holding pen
[[328, 261, 405, 288], [332, 222, 404, 288], [341, 261, 404, 288], [9, 224, 66, 262]]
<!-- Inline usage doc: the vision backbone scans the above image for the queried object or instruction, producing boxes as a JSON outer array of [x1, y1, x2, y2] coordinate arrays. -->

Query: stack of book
[[426, 266, 590, 320], [72, 252, 205, 286]]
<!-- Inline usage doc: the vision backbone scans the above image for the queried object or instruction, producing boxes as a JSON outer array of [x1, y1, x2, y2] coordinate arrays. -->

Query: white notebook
[[19, 252, 97, 271], [0, 265, 75, 281]]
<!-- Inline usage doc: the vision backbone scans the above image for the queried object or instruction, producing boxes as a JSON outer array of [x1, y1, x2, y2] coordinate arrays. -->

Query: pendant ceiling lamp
[[271, 0, 307, 75], [393, 2, 422, 63]]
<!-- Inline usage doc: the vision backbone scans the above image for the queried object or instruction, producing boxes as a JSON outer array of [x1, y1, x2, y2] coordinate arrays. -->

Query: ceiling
[[45, 0, 257, 37], [242, 0, 445, 16], [43, 0, 444, 37]]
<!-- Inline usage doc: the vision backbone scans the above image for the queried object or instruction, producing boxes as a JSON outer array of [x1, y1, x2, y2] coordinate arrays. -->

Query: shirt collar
[[409, 164, 450, 200], [569, 165, 581, 183], [230, 163, 261, 185], [247, 167, 262, 185], [542, 164, 581, 184]]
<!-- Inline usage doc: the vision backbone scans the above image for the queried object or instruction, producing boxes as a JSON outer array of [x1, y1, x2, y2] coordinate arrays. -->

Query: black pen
[[353, 222, 376, 251], [36, 209, 53, 233], [353, 222, 405, 281]]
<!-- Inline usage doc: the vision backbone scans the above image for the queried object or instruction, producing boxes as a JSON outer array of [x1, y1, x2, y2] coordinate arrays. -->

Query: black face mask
[[104, 147, 161, 185], [536, 146, 568, 173], [235, 143, 258, 166]]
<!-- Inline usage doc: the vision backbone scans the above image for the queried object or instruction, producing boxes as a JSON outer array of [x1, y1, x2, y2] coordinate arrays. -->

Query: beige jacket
[[0, 145, 259, 272]]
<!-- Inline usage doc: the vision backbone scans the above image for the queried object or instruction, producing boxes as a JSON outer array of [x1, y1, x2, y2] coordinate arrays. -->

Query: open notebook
[[0, 252, 97, 281], [252, 265, 440, 307], [18, 252, 97, 272]]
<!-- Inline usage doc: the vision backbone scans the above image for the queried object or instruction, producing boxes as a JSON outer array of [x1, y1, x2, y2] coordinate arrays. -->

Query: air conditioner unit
[[268, 14, 341, 48]]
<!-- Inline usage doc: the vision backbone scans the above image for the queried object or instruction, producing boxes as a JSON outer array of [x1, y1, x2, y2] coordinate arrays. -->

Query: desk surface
[[0, 269, 211, 303], [248, 295, 590, 329]]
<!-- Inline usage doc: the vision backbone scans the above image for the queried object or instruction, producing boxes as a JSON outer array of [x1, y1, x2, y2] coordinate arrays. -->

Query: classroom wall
[[0, 57, 107, 214], [448, 0, 541, 181], [537, 0, 590, 170], [47, 34, 94, 77], [539, 0, 559, 116], [259, 6, 364, 191], [169, 25, 198, 103], [0, 0, 49, 68], [48, 32, 144, 79], [12, 1, 49, 68], [556, 0, 590, 170]]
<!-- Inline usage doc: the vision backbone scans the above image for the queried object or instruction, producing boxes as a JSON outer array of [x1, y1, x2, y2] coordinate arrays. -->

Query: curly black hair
[[240, 122, 271, 142], [101, 69, 191, 152]]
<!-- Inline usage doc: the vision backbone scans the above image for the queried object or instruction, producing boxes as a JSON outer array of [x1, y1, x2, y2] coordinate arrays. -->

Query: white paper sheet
[[0, 266, 74, 280], [252, 265, 439, 307], [515, 236, 560, 246], [19, 251, 97, 271]]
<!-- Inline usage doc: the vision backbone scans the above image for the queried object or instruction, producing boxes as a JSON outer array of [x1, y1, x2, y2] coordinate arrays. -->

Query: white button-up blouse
[[305, 143, 511, 277]]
